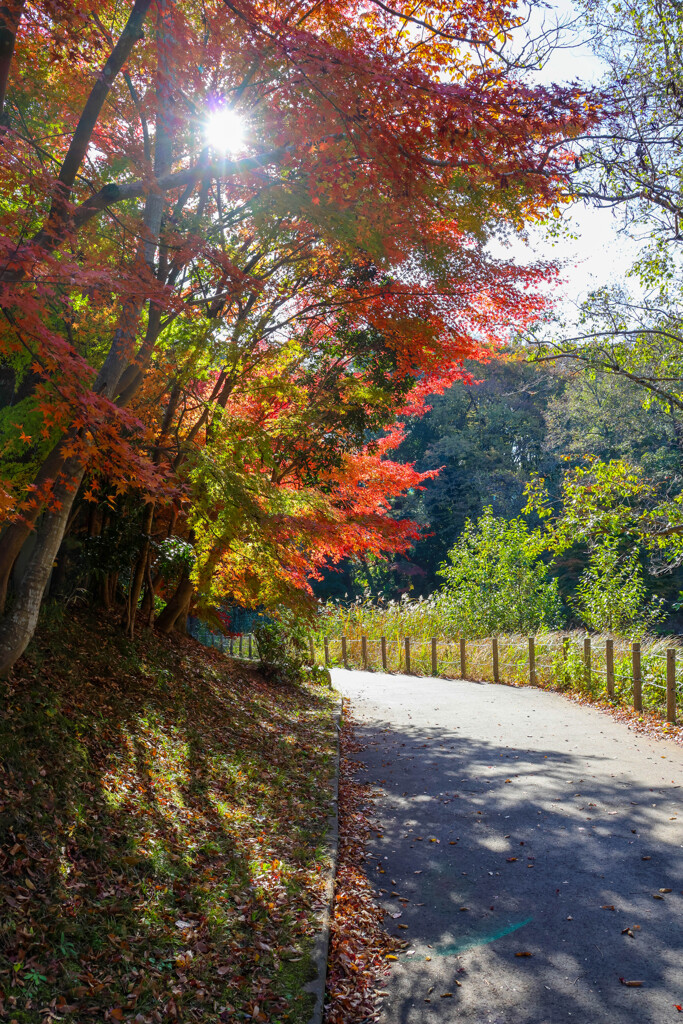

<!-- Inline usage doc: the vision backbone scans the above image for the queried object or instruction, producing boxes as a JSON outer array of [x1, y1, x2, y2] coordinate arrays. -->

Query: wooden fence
[[204, 627, 681, 726], [316, 633, 681, 725]]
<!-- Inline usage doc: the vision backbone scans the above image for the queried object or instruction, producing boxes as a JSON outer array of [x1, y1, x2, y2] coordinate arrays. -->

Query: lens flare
[[205, 108, 245, 154]]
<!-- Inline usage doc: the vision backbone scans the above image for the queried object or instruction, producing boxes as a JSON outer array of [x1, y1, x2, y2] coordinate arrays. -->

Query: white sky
[[499, 0, 644, 317]]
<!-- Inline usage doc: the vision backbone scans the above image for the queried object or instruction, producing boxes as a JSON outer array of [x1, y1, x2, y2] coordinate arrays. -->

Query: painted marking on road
[[434, 917, 533, 957]]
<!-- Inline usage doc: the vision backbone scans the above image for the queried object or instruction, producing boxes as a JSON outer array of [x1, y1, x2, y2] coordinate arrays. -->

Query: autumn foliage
[[0, 0, 601, 669]]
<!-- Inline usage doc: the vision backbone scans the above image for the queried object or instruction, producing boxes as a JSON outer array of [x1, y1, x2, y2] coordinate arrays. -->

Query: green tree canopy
[[437, 508, 563, 638]]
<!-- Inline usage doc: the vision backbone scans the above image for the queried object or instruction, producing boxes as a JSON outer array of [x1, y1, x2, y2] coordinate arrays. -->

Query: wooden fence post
[[248, 634, 252, 659], [667, 648, 677, 724], [459, 639, 466, 679], [584, 636, 591, 688], [632, 642, 642, 711], [341, 636, 348, 668], [529, 636, 536, 686], [404, 637, 411, 674], [239, 635, 243, 658], [431, 637, 438, 676], [324, 636, 330, 666], [229, 636, 234, 655], [606, 638, 614, 698], [362, 636, 368, 670], [492, 637, 499, 683], [381, 636, 387, 671]]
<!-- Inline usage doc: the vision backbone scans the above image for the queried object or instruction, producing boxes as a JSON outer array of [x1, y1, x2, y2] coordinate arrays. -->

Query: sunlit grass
[[314, 598, 683, 715]]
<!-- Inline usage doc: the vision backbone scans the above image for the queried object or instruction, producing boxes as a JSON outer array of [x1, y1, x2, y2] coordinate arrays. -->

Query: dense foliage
[[438, 509, 563, 637], [0, 0, 600, 672]]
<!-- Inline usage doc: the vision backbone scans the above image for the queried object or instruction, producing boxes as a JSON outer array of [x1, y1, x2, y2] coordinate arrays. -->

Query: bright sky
[[499, 0, 644, 318]]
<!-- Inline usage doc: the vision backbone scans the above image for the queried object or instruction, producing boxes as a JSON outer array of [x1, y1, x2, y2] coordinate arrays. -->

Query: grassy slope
[[0, 609, 337, 1023]]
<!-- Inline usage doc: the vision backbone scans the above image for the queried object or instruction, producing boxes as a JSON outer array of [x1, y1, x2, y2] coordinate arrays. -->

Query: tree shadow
[[345, 692, 683, 1024], [0, 616, 335, 1022]]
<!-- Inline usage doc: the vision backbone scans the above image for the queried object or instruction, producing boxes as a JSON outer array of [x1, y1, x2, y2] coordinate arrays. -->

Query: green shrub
[[572, 539, 666, 636], [254, 610, 310, 685], [437, 508, 563, 637]]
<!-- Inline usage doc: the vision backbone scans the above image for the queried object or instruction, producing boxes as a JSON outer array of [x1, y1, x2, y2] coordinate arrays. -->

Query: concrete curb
[[304, 693, 342, 1024]]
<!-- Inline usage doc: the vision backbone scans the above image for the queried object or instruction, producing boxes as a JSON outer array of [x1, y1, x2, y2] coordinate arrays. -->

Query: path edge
[[304, 692, 342, 1024]]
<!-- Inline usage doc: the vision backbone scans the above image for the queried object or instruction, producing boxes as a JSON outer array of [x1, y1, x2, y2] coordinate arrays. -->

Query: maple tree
[[0, 0, 600, 671]]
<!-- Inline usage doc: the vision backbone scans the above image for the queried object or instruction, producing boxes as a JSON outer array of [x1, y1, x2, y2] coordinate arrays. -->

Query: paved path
[[333, 669, 683, 1024]]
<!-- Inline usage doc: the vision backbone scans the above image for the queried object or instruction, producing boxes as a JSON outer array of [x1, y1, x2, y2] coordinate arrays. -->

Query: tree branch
[[47, 0, 154, 233], [0, 0, 25, 123]]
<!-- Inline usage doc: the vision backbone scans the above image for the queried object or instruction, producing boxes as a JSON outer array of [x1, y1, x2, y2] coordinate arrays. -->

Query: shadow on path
[[337, 670, 683, 1024]]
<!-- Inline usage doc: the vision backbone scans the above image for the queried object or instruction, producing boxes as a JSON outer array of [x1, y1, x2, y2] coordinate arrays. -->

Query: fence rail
[[315, 633, 681, 725], [189, 620, 260, 662], [193, 623, 681, 726]]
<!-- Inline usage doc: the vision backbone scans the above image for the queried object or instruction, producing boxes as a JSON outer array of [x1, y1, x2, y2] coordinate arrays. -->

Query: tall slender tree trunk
[[125, 502, 155, 637], [0, 435, 80, 612], [0, 0, 176, 673], [141, 567, 160, 625], [0, 1, 26, 123], [0, 466, 83, 675]]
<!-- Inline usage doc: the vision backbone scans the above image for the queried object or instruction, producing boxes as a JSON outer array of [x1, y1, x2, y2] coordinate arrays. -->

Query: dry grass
[[314, 602, 683, 719]]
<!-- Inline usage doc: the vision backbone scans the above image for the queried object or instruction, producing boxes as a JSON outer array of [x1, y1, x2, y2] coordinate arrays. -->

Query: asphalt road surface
[[333, 668, 683, 1024]]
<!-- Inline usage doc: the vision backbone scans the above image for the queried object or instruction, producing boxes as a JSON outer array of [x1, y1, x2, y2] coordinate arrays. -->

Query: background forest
[[316, 358, 683, 634]]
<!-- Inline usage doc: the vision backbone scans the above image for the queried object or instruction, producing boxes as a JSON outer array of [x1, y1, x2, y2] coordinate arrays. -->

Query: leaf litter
[[0, 610, 338, 1023], [325, 706, 403, 1023]]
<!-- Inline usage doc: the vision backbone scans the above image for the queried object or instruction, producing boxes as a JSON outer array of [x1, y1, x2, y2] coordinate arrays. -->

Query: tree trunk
[[108, 571, 119, 609], [0, 469, 83, 675], [140, 567, 160, 625], [0, 432, 82, 612], [156, 572, 194, 634], [125, 502, 155, 637], [0, 1, 172, 673], [0, 1, 26, 123], [0, 519, 29, 614], [174, 589, 192, 634]]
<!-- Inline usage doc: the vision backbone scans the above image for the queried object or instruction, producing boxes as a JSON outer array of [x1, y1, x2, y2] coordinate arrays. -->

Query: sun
[[205, 108, 246, 155]]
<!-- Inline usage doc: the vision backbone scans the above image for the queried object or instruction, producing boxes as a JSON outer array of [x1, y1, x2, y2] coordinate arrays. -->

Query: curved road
[[333, 668, 683, 1024]]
